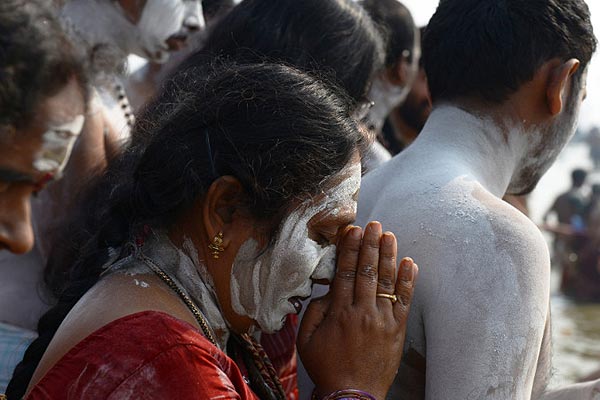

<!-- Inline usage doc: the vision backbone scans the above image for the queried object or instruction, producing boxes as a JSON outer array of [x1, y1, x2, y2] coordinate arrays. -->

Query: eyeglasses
[[353, 99, 375, 121]]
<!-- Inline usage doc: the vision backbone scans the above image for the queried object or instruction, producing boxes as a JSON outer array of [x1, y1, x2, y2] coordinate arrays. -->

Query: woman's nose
[[183, 2, 205, 32]]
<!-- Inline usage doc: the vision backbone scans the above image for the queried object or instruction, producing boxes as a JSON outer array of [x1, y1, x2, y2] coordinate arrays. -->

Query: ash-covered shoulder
[[415, 180, 551, 330]]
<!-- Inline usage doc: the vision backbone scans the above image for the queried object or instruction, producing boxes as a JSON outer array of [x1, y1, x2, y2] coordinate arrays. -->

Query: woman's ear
[[202, 176, 247, 249], [546, 58, 580, 116]]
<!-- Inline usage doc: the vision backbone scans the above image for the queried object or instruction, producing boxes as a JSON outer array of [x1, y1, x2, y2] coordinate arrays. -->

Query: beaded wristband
[[312, 389, 377, 400]]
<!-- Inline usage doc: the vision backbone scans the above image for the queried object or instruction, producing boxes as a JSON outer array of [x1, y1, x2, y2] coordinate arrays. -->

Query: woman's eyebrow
[[0, 167, 35, 184]]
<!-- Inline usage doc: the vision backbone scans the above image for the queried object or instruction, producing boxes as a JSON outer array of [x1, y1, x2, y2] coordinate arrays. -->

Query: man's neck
[[413, 104, 529, 198]]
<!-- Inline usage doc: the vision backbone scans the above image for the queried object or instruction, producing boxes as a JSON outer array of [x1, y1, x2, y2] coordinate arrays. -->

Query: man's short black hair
[[361, 0, 416, 68], [572, 168, 587, 186], [423, 0, 596, 104]]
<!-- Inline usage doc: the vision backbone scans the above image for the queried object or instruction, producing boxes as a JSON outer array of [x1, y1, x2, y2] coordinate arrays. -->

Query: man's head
[[424, 0, 596, 195], [424, 0, 595, 104], [361, 0, 419, 90], [396, 26, 431, 135], [571, 168, 588, 188], [0, 0, 87, 253]]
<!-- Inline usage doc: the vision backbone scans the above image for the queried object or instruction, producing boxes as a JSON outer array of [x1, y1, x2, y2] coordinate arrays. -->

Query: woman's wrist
[[312, 388, 377, 400]]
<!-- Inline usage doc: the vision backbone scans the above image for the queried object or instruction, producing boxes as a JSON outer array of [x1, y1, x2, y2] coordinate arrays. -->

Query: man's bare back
[[357, 106, 553, 399]]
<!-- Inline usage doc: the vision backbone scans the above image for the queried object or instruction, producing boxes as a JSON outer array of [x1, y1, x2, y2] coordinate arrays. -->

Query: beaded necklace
[[139, 252, 217, 346]]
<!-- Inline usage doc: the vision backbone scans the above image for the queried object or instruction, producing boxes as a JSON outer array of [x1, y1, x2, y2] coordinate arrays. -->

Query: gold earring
[[208, 232, 225, 259]]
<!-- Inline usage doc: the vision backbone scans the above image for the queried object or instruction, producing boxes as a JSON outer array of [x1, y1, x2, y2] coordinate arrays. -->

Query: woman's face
[[228, 160, 362, 333], [0, 78, 85, 253]]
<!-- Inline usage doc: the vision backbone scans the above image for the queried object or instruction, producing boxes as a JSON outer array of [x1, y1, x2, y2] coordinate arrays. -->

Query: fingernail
[[400, 257, 414, 281], [368, 221, 381, 233], [383, 233, 394, 245], [351, 227, 362, 239]]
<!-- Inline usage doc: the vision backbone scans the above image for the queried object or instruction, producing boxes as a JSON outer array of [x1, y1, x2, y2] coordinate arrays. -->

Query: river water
[[529, 141, 600, 385]]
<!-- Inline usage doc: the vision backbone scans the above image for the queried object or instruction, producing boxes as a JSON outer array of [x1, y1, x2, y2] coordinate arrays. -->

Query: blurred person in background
[[558, 182, 600, 301], [542, 168, 588, 264], [0, 0, 89, 391], [360, 0, 420, 172], [587, 127, 600, 169], [126, 0, 236, 110], [544, 168, 588, 228], [381, 26, 431, 156], [59, 0, 205, 148]]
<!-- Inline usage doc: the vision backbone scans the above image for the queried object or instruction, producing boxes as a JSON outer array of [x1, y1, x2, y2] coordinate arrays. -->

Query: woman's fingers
[[393, 257, 418, 320], [375, 232, 397, 307], [331, 226, 362, 308], [354, 222, 382, 304], [297, 294, 331, 351]]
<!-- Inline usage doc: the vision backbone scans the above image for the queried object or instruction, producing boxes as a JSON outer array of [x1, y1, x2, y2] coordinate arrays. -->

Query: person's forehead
[[38, 79, 85, 127], [0, 81, 85, 180], [317, 160, 362, 205]]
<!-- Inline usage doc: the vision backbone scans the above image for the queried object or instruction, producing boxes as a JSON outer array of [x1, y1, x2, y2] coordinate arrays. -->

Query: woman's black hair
[[202, 0, 234, 20], [182, 0, 385, 106], [7, 61, 366, 398], [0, 0, 88, 133]]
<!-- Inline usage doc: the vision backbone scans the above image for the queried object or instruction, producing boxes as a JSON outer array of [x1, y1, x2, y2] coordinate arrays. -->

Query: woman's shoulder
[[28, 311, 255, 399]]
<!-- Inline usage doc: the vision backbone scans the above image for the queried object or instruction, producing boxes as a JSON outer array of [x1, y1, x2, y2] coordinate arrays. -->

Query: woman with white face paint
[[180, 2, 388, 393], [8, 62, 418, 400]]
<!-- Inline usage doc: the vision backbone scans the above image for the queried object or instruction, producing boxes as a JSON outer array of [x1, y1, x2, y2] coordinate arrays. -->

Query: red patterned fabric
[[27, 311, 259, 400], [261, 315, 299, 400]]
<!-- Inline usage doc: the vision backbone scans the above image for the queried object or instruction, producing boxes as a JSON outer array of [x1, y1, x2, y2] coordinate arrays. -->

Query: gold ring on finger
[[376, 293, 398, 303]]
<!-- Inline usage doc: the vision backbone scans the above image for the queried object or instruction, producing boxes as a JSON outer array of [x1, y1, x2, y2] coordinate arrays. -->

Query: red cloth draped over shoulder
[[27, 311, 258, 400]]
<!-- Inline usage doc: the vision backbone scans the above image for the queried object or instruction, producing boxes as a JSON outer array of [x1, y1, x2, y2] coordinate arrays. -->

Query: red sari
[[27, 311, 258, 399]]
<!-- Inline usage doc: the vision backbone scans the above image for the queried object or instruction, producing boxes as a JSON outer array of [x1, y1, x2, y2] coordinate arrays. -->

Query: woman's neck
[[142, 231, 232, 349]]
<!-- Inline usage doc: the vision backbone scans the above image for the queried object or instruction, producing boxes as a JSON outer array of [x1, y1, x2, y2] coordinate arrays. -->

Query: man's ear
[[116, 0, 146, 24], [546, 58, 580, 116], [202, 176, 246, 249]]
